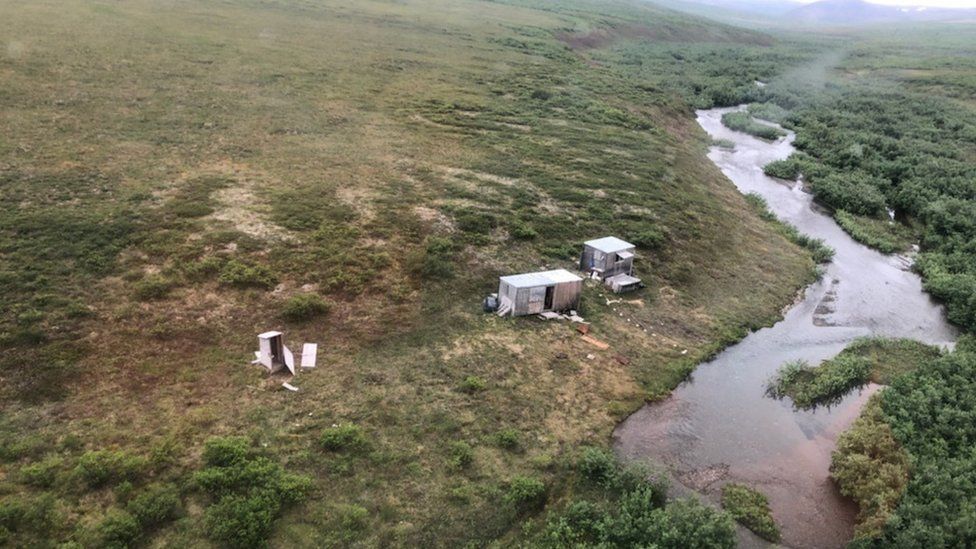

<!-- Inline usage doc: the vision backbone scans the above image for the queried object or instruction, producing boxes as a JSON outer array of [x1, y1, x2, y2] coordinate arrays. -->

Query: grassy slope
[[0, 0, 813, 545]]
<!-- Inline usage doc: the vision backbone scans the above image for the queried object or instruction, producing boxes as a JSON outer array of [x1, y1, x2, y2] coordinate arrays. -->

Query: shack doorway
[[544, 286, 554, 310]]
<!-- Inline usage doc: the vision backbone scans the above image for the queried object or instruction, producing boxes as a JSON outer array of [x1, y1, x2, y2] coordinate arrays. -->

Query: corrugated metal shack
[[497, 269, 582, 317], [580, 236, 642, 293]]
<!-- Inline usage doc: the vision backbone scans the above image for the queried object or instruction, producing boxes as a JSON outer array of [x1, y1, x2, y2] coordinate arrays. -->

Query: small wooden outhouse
[[497, 269, 582, 317], [256, 331, 295, 375]]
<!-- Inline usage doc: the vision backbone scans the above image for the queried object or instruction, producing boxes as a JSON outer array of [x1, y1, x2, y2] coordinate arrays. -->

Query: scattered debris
[[252, 331, 320, 378], [586, 353, 596, 360], [581, 335, 610, 350], [614, 355, 630, 365], [282, 382, 299, 392], [301, 343, 318, 368], [576, 323, 590, 335]]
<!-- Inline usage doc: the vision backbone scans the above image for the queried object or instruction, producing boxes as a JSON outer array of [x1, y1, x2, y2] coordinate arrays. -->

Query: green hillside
[[0, 0, 821, 545]]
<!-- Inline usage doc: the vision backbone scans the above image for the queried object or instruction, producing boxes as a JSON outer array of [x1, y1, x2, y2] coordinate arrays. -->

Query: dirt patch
[[437, 166, 519, 187], [210, 186, 295, 242]]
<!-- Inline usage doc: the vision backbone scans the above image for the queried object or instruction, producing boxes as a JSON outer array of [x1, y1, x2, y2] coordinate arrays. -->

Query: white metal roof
[[499, 268, 582, 288], [258, 330, 283, 339], [584, 236, 635, 254]]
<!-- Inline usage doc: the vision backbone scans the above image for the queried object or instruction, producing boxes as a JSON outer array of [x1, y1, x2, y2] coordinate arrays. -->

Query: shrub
[[747, 102, 790, 124], [763, 158, 802, 180], [218, 260, 278, 289], [530, 89, 552, 100], [721, 483, 780, 542], [127, 483, 181, 528], [639, 498, 736, 549], [205, 492, 279, 548], [493, 428, 520, 450], [542, 500, 605, 545], [320, 424, 367, 452], [458, 376, 486, 394], [93, 509, 141, 549], [195, 437, 312, 548], [0, 494, 56, 534], [133, 275, 174, 300], [447, 441, 474, 470], [282, 293, 332, 321], [510, 221, 538, 240], [74, 450, 147, 488], [201, 436, 250, 468], [577, 447, 618, 487], [182, 256, 223, 281], [766, 355, 871, 409], [830, 397, 909, 541], [633, 228, 665, 250], [810, 172, 888, 218], [721, 111, 786, 140], [409, 236, 455, 279], [505, 476, 546, 513], [19, 455, 62, 488]]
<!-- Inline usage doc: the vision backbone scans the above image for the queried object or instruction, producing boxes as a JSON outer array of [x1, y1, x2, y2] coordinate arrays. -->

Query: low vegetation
[[721, 111, 787, 141], [194, 437, 312, 548], [534, 448, 735, 547], [767, 338, 942, 409], [720, 483, 780, 542], [830, 396, 910, 542], [746, 194, 834, 263]]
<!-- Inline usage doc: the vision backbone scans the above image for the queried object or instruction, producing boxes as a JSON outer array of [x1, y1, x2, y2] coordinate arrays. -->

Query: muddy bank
[[614, 107, 957, 548]]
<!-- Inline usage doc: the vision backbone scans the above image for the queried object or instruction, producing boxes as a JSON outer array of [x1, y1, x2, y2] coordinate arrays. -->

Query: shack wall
[[601, 254, 634, 279], [552, 280, 582, 310]]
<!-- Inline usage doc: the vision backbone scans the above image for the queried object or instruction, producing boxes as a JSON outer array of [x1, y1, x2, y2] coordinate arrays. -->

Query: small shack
[[580, 236, 642, 293], [497, 269, 582, 317]]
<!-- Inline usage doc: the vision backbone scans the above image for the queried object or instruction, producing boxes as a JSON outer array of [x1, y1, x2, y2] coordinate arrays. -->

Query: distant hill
[[786, 0, 976, 25]]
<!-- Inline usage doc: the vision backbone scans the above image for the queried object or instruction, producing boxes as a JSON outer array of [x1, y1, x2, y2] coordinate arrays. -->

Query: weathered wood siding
[[553, 280, 582, 310]]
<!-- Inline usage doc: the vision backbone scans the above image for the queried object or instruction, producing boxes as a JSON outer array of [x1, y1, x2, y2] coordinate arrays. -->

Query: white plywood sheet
[[301, 343, 318, 368], [283, 345, 296, 375]]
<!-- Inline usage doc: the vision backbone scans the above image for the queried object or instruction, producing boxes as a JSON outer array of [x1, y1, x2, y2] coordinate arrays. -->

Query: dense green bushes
[[809, 173, 889, 218], [767, 357, 871, 409], [320, 424, 367, 452], [75, 450, 147, 488], [869, 349, 976, 546], [536, 448, 734, 548], [218, 260, 278, 289], [195, 437, 312, 548], [767, 338, 941, 409], [747, 102, 790, 124], [281, 293, 332, 321], [830, 396, 910, 542], [753, 79, 976, 331], [720, 483, 780, 542], [721, 111, 786, 140]]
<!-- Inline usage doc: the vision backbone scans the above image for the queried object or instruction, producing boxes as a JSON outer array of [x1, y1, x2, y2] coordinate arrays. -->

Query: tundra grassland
[[0, 0, 817, 546]]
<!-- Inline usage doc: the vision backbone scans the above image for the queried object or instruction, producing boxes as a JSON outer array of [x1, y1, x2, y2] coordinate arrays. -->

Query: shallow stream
[[614, 107, 957, 548]]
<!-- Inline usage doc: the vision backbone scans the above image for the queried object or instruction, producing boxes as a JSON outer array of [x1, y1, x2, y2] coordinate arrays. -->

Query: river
[[613, 107, 958, 548]]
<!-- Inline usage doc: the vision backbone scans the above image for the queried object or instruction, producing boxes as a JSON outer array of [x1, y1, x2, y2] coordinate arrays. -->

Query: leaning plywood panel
[[283, 345, 296, 376]]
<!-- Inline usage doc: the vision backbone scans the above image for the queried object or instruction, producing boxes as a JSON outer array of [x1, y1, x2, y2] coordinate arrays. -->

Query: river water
[[614, 107, 958, 548]]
